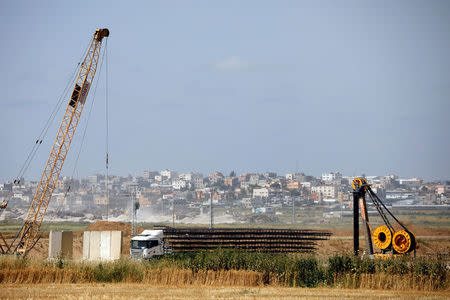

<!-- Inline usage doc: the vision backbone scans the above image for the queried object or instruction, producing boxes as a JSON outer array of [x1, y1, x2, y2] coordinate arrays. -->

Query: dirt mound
[[85, 221, 143, 236]]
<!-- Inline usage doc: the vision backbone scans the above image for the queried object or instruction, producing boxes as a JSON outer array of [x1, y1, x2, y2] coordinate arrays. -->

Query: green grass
[[0, 221, 90, 232]]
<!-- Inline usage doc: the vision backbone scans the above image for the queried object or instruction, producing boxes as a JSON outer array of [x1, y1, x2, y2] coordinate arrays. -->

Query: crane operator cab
[[69, 82, 90, 108], [130, 230, 167, 259]]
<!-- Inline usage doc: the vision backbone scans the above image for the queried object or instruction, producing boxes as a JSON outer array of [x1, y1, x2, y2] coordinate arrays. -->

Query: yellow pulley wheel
[[352, 178, 367, 191], [373, 225, 392, 250], [392, 230, 416, 254]]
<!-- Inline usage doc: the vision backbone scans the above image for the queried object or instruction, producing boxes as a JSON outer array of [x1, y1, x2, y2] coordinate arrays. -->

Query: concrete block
[[110, 231, 122, 260], [83, 230, 122, 261], [61, 231, 73, 259], [89, 231, 101, 260], [82, 231, 90, 260], [49, 231, 73, 259], [49, 231, 61, 259], [100, 231, 111, 260]]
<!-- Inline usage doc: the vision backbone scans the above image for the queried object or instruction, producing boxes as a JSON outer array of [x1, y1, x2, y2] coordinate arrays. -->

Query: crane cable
[[105, 38, 110, 221], [365, 187, 393, 231], [14, 67, 76, 183], [367, 187, 408, 231], [1, 38, 93, 213], [13, 38, 93, 185], [57, 38, 109, 215]]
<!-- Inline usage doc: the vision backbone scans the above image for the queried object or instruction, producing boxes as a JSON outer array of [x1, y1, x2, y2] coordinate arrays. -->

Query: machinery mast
[[352, 177, 416, 257], [8, 28, 109, 255]]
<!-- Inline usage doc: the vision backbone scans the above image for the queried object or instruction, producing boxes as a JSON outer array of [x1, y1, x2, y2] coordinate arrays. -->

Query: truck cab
[[130, 230, 165, 259]]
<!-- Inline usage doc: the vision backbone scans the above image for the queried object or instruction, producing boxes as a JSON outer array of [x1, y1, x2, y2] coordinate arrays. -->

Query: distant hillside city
[[1, 171, 449, 224]]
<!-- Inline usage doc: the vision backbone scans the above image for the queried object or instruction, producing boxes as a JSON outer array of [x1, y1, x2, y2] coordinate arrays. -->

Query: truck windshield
[[131, 240, 159, 249], [131, 241, 147, 249]]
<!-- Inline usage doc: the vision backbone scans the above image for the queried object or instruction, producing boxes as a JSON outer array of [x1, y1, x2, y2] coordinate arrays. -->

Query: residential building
[[322, 172, 342, 182], [224, 177, 238, 187], [311, 185, 337, 199], [286, 180, 301, 190], [161, 169, 177, 180], [253, 188, 269, 198], [172, 180, 187, 190], [192, 174, 204, 188], [249, 174, 259, 185], [179, 173, 193, 181]]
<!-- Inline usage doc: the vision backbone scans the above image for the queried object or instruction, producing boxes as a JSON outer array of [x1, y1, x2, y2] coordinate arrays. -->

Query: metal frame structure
[[3, 29, 109, 255], [352, 177, 416, 256]]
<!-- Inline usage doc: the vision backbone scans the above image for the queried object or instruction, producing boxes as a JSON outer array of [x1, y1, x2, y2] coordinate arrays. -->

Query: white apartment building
[[301, 182, 311, 188], [160, 169, 171, 179], [249, 174, 259, 185], [311, 185, 337, 199], [13, 193, 30, 203], [253, 188, 269, 198], [179, 173, 193, 181], [322, 172, 342, 182], [285, 173, 294, 181], [88, 174, 99, 184], [172, 180, 187, 190], [161, 169, 177, 180]]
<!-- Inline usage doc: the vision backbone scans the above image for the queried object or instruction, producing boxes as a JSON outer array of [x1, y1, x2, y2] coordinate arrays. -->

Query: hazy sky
[[0, 1, 449, 182]]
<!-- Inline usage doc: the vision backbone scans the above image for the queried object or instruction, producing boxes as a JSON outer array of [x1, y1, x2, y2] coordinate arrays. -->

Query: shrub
[[294, 256, 324, 287]]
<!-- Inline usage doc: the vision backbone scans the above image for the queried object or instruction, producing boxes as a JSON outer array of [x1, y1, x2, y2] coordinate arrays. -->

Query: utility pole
[[292, 197, 295, 225], [105, 175, 109, 221], [131, 188, 138, 236], [353, 188, 360, 256], [172, 198, 175, 227], [210, 189, 214, 230]]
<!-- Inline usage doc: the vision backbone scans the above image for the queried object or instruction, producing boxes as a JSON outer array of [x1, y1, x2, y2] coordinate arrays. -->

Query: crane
[[1, 28, 109, 256]]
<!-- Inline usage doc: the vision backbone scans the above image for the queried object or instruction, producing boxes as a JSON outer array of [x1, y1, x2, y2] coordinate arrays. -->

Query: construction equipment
[[1, 28, 109, 256], [130, 227, 331, 259], [352, 177, 416, 256]]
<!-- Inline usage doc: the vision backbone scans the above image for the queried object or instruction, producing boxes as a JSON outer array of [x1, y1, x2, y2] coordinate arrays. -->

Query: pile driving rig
[[352, 177, 416, 257]]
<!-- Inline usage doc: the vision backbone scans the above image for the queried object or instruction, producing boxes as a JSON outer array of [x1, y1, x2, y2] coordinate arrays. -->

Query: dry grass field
[[0, 283, 449, 300], [0, 221, 448, 299]]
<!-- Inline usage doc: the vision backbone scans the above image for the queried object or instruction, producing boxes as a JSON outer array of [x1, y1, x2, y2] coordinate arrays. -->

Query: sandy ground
[[0, 283, 449, 300]]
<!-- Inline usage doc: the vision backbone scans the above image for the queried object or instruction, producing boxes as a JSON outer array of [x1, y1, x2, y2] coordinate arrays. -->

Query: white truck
[[130, 230, 172, 259]]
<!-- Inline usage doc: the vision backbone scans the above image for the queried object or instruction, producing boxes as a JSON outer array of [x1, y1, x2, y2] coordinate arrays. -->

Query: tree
[[270, 182, 281, 189]]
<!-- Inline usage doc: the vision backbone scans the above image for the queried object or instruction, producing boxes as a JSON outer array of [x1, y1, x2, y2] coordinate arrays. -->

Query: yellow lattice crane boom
[[5, 28, 109, 255]]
